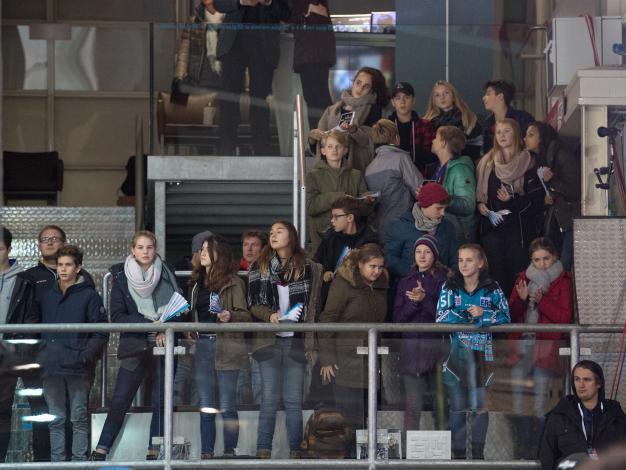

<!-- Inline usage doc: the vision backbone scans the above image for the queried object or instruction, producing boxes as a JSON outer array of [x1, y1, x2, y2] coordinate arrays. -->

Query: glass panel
[[55, 0, 174, 22], [54, 27, 149, 91], [2, 97, 47, 151], [2, 26, 48, 90], [1, 0, 47, 20]]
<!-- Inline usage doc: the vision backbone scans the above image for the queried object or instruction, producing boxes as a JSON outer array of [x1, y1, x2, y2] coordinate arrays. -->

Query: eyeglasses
[[39, 236, 62, 243], [330, 213, 349, 220]]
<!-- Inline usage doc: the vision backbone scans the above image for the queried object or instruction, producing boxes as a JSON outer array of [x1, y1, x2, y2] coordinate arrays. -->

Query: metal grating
[[574, 217, 626, 403], [0, 207, 136, 290]]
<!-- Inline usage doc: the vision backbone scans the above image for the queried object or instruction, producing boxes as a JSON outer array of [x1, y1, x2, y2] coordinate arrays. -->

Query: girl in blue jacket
[[436, 243, 510, 460]]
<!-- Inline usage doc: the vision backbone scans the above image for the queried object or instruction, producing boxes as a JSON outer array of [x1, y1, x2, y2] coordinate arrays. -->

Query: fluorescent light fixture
[[200, 407, 219, 414], [22, 414, 56, 423], [17, 388, 43, 397], [12, 363, 41, 371], [5, 339, 40, 345]]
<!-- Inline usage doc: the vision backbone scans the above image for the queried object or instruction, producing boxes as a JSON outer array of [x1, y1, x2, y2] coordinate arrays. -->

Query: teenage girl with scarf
[[190, 235, 251, 459], [91, 231, 184, 461], [509, 237, 573, 416], [436, 244, 510, 460], [475, 118, 544, 297], [309, 66, 389, 171], [247, 221, 322, 458]]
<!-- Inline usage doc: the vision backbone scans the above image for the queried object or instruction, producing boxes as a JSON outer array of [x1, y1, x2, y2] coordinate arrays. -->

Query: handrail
[[135, 115, 145, 231], [99, 272, 112, 408], [0, 321, 611, 469], [293, 94, 307, 247]]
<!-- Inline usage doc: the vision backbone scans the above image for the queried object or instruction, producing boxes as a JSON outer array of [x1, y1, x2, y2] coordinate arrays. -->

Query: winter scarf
[[525, 260, 563, 326], [125, 255, 175, 321], [412, 203, 441, 233], [247, 253, 312, 322], [338, 90, 376, 126], [476, 148, 532, 203]]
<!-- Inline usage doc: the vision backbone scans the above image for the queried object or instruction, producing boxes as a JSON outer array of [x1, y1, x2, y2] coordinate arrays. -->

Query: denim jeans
[[256, 337, 305, 451], [560, 230, 573, 272], [511, 338, 554, 416], [96, 352, 168, 452], [446, 382, 488, 451], [194, 335, 240, 455], [42, 375, 90, 461], [403, 370, 445, 431]]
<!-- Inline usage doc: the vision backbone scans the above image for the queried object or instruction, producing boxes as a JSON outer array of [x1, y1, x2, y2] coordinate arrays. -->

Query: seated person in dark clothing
[[539, 360, 626, 470], [314, 196, 377, 309], [239, 230, 267, 271], [482, 79, 534, 154]]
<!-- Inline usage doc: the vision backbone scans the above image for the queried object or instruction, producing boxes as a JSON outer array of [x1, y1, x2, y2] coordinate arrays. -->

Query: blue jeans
[[256, 337, 305, 452], [194, 335, 240, 455], [560, 230, 573, 272], [446, 382, 488, 451], [96, 352, 168, 452], [42, 375, 90, 461], [511, 339, 554, 416]]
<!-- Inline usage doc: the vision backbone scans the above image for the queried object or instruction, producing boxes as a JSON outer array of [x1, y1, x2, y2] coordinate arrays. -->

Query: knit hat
[[417, 183, 449, 208], [414, 234, 439, 259], [191, 230, 213, 253]]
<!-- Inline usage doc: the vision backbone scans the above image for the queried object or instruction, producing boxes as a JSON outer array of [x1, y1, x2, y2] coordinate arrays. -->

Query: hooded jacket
[[542, 140, 580, 233], [318, 261, 388, 388], [539, 394, 626, 470], [388, 110, 420, 163], [191, 274, 251, 370], [305, 157, 367, 253], [0, 259, 24, 326], [393, 265, 448, 375], [37, 276, 108, 377], [436, 155, 477, 243], [22, 262, 95, 302], [384, 210, 459, 277], [365, 144, 424, 240]]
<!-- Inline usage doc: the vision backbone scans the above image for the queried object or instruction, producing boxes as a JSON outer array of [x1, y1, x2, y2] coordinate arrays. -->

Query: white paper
[[406, 431, 451, 460]]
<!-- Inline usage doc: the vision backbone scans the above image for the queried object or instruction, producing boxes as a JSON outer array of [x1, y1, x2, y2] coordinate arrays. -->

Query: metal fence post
[[367, 328, 377, 470], [569, 327, 580, 394], [100, 272, 112, 408], [164, 327, 175, 470]]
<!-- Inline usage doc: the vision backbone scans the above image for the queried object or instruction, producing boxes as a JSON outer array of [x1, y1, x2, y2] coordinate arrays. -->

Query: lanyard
[[578, 401, 603, 451]]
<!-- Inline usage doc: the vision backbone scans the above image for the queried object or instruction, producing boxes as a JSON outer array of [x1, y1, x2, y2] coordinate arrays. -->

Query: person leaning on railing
[[91, 230, 186, 461], [247, 220, 321, 459], [189, 234, 252, 459]]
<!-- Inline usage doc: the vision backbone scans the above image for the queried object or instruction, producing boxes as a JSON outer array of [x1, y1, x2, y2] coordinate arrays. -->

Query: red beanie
[[417, 183, 449, 208]]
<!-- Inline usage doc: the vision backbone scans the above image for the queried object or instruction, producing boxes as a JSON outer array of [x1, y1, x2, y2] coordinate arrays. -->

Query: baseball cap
[[391, 82, 415, 98]]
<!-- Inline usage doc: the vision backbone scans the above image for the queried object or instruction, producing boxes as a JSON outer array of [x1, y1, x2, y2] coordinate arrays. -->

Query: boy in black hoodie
[[539, 360, 626, 470], [38, 245, 107, 461]]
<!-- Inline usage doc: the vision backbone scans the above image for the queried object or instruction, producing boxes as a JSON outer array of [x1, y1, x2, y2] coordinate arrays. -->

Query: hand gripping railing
[[0, 321, 610, 470]]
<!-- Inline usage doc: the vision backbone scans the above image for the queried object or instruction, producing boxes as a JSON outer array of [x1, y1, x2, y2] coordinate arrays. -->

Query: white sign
[[406, 431, 451, 460]]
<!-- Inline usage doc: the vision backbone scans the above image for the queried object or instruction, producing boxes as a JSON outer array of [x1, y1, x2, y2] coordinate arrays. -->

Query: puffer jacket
[[306, 157, 367, 253], [318, 262, 388, 388], [393, 266, 448, 375], [384, 210, 459, 277], [37, 277, 108, 377], [190, 274, 251, 370], [439, 155, 477, 243]]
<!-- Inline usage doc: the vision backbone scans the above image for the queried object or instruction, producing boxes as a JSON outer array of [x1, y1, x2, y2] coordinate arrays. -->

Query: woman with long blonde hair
[[475, 118, 544, 296], [422, 80, 483, 161]]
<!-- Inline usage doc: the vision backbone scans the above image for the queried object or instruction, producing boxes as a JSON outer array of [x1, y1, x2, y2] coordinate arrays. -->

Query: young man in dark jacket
[[38, 245, 107, 461], [539, 360, 626, 470]]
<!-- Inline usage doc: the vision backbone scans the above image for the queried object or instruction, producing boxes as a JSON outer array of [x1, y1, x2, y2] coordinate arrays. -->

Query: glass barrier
[[4, 323, 612, 465]]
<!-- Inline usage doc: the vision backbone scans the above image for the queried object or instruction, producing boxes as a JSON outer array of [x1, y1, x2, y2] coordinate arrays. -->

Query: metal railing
[[292, 93, 307, 248], [0, 320, 622, 470]]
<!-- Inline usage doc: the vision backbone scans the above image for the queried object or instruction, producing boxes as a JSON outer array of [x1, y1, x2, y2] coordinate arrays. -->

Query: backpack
[[300, 408, 353, 459]]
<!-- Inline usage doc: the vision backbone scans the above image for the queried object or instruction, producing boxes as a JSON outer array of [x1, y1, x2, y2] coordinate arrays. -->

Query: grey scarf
[[338, 90, 376, 126], [412, 203, 441, 233], [125, 255, 176, 321], [525, 260, 563, 325]]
